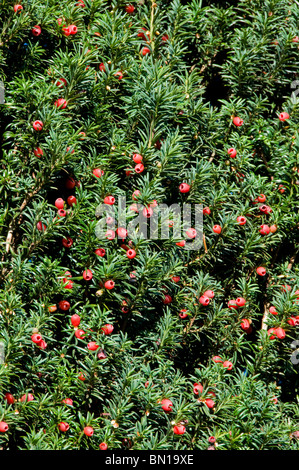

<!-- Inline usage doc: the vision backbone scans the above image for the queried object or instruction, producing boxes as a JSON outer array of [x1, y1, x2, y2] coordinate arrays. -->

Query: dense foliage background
[[0, 0, 299, 450]]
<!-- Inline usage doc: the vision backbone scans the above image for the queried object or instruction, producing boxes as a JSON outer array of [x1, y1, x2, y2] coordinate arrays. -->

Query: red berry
[[279, 112, 289, 121], [237, 216, 246, 225], [232, 116, 244, 126], [240, 319, 250, 331], [260, 224, 270, 235], [83, 269, 93, 281], [137, 28, 150, 40], [36, 221, 46, 231], [179, 309, 189, 319], [116, 227, 128, 239], [126, 4, 135, 13], [20, 393, 34, 402], [33, 120, 43, 131], [14, 4, 23, 13], [54, 98, 67, 109], [78, 372, 86, 381], [106, 229, 115, 240], [126, 249, 136, 259], [97, 349, 107, 359], [269, 306, 278, 315], [34, 147, 43, 157], [87, 342, 99, 351], [256, 266, 266, 276], [99, 63, 106, 72], [31, 333, 42, 344], [32, 25, 41, 36], [58, 422, 69, 432], [101, 324, 114, 335], [208, 436, 216, 444], [99, 442, 108, 450], [59, 300, 70, 311], [163, 294, 172, 305], [71, 314, 81, 327], [173, 425, 186, 435], [268, 328, 277, 340], [83, 426, 94, 436], [212, 356, 223, 363], [223, 361, 233, 370], [0, 422, 9, 433], [4, 393, 15, 405], [95, 248, 105, 257], [104, 196, 115, 205], [161, 398, 173, 412], [227, 147, 237, 158], [57, 208, 67, 218], [75, 329, 85, 339], [203, 290, 214, 299], [213, 225, 221, 234], [259, 204, 272, 214], [132, 153, 143, 163], [143, 206, 153, 218], [104, 280, 115, 290], [199, 295, 210, 306], [69, 24, 78, 35], [135, 163, 144, 173], [227, 300, 238, 309], [203, 206, 211, 215], [172, 276, 180, 283], [179, 183, 190, 193], [257, 194, 266, 203], [205, 399, 215, 409], [55, 198, 64, 210], [235, 297, 246, 307], [56, 78, 67, 87], [176, 240, 186, 247], [65, 177, 76, 189], [67, 195, 77, 206], [193, 383, 203, 395], [93, 168, 104, 178], [186, 228, 197, 239], [62, 236, 73, 248], [275, 327, 285, 339], [141, 47, 151, 56]]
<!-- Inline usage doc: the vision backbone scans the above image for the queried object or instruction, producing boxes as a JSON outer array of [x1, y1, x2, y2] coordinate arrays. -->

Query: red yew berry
[[260, 224, 270, 235], [126, 4, 135, 13], [57, 208, 67, 218], [87, 342, 99, 351], [162, 34, 169, 42], [106, 229, 115, 240], [279, 112, 289, 121], [33, 120, 43, 131], [268, 328, 277, 339], [54, 98, 67, 109], [32, 25, 41, 36], [20, 393, 34, 402], [132, 189, 141, 200], [31, 333, 42, 344], [275, 327, 285, 339], [269, 306, 278, 315], [161, 398, 173, 412], [0, 422, 9, 433], [99, 63, 106, 71], [137, 28, 150, 40], [213, 225, 222, 234], [67, 195, 77, 206], [256, 266, 267, 276], [204, 290, 215, 298], [212, 356, 223, 363], [269, 224, 277, 233], [101, 324, 114, 335], [36, 221, 46, 232], [56, 77, 67, 87], [34, 147, 43, 157], [133, 153, 143, 163], [99, 442, 108, 450], [14, 4, 23, 13], [104, 196, 115, 205], [116, 227, 128, 239], [93, 168, 104, 178], [172, 276, 180, 283], [71, 314, 81, 327], [228, 300, 238, 309], [179, 183, 190, 193], [55, 198, 64, 210], [208, 436, 216, 444], [203, 206, 211, 215], [257, 194, 266, 203], [227, 147, 237, 158], [95, 248, 105, 257], [4, 393, 15, 405], [199, 295, 210, 306], [69, 25, 78, 35], [59, 300, 70, 311], [143, 206, 153, 218], [141, 47, 151, 56], [83, 426, 94, 436], [193, 383, 203, 395], [58, 422, 69, 432], [205, 399, 215, 409], [104, 280, 115, 290], [235, 297, 246, 307], [173, 425, 186, 435], [179, 309, 189, 319], [241, 319, 251, 331], [83, 269, 93, 281], [186, 228, 197, 239], [176, 240, 186, 247], [135, 163, 144, 173], [163, 294, 172, 305], [78, 372, 86, 381], [75, 329, 85, 339], [237, 216, 247, 225], [126, 249, 136, 259], [223, 361, 233, 370], [232, 116, 244, 126], [62, 236, 73, 248], [65, 177, 76, 189]]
